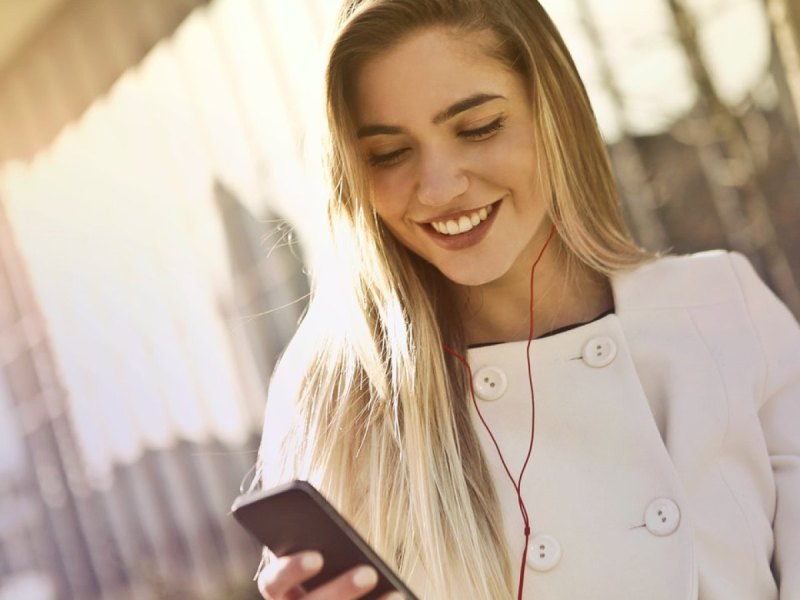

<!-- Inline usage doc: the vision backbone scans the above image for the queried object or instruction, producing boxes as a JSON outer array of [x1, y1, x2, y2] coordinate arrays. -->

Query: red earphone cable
[[443, 224, 556, 600]]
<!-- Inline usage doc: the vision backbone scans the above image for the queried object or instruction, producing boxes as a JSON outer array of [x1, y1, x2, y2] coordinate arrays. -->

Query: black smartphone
[[231, 480, 419, 600]]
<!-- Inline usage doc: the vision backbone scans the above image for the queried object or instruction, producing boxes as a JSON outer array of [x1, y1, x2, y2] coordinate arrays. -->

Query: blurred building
[[0, 1, 309, 598], [0, 1, 798, 599]]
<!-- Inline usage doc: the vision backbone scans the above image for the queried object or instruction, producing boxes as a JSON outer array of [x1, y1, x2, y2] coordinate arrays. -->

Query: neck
[[454, 227, 614, 346]]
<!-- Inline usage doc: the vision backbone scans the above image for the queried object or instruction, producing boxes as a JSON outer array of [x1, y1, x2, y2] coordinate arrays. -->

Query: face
[[354, 27, 551, 288]]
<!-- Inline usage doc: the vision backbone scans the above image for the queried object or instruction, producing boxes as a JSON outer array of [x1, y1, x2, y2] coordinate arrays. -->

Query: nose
[[415, 148, 469, 206]]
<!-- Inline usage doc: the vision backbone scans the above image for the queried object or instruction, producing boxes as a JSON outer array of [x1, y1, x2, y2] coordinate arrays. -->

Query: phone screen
[[231, 480, 419, 600]]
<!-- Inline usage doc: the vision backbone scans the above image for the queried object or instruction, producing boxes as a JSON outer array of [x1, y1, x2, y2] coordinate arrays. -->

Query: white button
[[644, 498, 681, 536], [581, 336, 617, 368], [526, 534, 561, 571], [472, 366, 507, 401]]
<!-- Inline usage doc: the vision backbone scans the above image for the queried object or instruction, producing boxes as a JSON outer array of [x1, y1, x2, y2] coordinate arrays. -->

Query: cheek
[[497, 137, 541, 197], [471, 127, 537, 181], [369, 170, 412, 220]]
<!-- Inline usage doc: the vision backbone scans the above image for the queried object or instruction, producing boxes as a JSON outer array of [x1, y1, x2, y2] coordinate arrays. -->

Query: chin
[[435, 260, 510, 288]]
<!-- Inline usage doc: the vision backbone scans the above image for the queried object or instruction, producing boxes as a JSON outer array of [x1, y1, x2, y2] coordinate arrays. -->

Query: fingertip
[[301, 550, 323, 571], [352, 565, 378, 588]]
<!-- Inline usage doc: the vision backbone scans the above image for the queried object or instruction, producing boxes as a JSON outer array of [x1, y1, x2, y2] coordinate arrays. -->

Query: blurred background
[[0, 0, 798, 598]]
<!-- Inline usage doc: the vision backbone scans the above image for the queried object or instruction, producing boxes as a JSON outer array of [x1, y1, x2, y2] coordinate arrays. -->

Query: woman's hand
[[257, 551, 404, 599]]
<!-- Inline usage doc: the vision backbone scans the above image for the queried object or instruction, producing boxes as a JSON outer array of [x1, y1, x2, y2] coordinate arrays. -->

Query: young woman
[[255, 1, 800, 598]]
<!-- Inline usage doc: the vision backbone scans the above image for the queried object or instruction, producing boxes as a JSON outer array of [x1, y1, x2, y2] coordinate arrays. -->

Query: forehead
[[353, 27, 520, 124]]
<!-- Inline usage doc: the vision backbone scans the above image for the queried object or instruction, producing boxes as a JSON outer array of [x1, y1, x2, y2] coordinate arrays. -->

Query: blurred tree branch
[[574, 0, 672, 253], [768, 0, 800, 129], [667, 0, 800, 314]]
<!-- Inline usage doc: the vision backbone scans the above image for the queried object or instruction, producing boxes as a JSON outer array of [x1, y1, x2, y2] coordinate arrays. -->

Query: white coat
[[409, 250, 799, 599]]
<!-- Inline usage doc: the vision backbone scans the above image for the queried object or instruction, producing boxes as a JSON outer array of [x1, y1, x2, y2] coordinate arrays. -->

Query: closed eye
[[459, 116, 506, 140], [369, 147, 409, 167]]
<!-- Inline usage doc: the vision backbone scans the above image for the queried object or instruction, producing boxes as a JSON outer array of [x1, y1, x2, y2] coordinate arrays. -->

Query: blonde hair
[[257, 1, 649, 597]]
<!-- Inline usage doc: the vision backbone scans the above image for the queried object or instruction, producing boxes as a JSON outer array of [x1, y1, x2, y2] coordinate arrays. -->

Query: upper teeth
[[431, 205, 493, 235]]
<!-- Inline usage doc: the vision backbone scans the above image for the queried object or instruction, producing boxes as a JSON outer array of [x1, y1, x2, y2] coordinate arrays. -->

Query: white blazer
[[410, 251, 799, 599]]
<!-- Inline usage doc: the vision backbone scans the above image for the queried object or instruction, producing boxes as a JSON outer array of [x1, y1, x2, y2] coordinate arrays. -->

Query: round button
[[644, 498, 681, 537], [472, 366, 507, 402], [581, 336, 617, 368], [526, 534, 561, 572]]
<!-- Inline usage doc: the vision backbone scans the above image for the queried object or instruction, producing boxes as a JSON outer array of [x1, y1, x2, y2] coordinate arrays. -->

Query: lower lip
[[423, 200, 501, 250]]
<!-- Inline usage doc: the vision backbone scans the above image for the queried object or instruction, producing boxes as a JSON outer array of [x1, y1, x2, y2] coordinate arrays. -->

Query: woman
[[255, 0, 799, 598]]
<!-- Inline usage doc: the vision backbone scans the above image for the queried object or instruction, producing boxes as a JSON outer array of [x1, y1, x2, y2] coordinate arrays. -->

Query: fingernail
[[302, 551, 323, 571], [353, 566, 378, 588]]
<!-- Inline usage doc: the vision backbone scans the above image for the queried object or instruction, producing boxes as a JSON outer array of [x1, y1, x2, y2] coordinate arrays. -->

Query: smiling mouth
[[427, 201, 498, 236]]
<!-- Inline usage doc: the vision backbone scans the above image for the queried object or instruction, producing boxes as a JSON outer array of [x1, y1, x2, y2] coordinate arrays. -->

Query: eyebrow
[[356, 93, 505, 138]]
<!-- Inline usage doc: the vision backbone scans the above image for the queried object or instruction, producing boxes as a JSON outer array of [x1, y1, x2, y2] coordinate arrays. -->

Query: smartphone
[[231, 480, 419, 600]]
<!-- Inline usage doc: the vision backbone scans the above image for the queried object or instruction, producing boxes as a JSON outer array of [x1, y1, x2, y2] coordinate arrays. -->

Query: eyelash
[[368, 116, 506, 167], [459, 116, 506, 140], [369, 148, 407, 167]]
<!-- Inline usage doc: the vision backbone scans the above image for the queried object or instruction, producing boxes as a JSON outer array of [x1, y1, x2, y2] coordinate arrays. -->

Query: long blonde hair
[[257, 1, 649, 597]]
